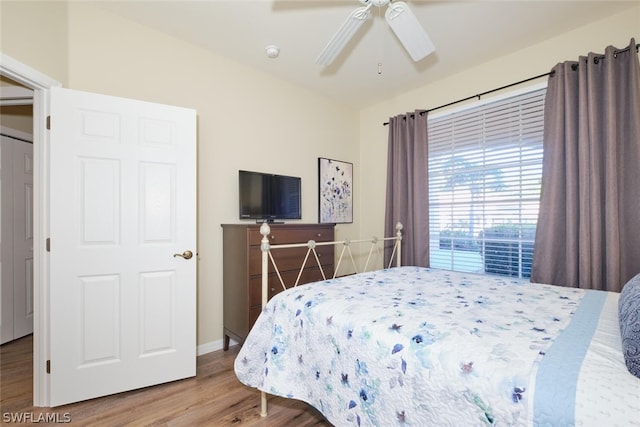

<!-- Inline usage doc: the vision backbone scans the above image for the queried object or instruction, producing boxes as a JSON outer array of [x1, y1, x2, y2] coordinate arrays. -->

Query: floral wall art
[[318, 157, 353, 224]]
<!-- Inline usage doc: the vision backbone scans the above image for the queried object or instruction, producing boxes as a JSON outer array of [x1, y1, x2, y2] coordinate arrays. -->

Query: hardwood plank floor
[[1, 335, 332, 426]]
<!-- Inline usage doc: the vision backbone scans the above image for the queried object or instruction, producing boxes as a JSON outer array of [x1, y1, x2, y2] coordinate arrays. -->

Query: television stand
[[256, 219, 284, 224]]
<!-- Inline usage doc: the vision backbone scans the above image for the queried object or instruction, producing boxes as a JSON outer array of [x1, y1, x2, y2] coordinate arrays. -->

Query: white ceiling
[[97, 0, 638, 109]]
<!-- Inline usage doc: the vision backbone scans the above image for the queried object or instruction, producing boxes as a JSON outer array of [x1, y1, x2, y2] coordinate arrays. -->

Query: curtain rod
[[382, 71, 552, 126], [383, 42, 640, 126]]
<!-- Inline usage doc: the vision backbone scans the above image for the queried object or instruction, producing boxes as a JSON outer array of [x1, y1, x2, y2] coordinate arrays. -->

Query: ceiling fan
[[316, 0, 435, 66]]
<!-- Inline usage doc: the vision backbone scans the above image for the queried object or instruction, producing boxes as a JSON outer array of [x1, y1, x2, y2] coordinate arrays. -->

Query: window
[[428, 86, 546, 278]]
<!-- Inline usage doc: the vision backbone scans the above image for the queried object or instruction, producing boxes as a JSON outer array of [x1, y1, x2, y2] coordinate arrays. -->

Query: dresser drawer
[[222, 223, 335, 349], [248, 225, 334, 245], [248, 244, 334, 276], [249, 306, 262, 332]]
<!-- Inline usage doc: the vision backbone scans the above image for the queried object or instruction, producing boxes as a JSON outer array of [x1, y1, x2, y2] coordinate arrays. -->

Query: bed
[[234, 226, 640, 426]]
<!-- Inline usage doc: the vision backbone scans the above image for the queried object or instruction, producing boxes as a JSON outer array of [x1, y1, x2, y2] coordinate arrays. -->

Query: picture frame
[[318, 157, 353, 224]]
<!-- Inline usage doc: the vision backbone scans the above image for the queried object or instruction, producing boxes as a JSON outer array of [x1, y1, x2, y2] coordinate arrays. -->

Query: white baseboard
[[197, 338, 239, 356]]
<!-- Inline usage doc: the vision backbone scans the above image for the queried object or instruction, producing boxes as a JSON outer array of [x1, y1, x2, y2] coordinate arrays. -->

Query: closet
[[1, 132, 34, 344]]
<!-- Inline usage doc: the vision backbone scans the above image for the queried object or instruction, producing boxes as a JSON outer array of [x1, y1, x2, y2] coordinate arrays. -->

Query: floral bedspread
[[234, 266, 621, 426]]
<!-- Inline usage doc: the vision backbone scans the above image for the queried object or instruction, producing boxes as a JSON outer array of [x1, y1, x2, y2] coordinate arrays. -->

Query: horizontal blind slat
[[428, 87, 545, 279]]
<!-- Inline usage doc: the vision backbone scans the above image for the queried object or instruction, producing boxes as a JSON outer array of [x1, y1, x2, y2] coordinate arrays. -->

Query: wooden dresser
[[221, 223, 335, 350]]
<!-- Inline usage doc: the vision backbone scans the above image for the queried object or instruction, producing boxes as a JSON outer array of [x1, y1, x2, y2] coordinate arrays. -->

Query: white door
[[0, 135, 34, 344], [49, 87, 197, 406], [12, 138, 34, 340], [0, 135, 14, 343]]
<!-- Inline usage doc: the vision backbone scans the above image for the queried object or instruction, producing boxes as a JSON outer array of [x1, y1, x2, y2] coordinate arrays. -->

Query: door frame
[[1, 52, 61, 406]]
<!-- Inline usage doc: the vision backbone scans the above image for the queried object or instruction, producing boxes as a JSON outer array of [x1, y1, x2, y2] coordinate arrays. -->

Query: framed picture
[[318, 157, 353, 224]]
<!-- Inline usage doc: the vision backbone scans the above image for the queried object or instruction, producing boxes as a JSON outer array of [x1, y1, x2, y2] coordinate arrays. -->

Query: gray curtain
[[384, 111, 430, 267], [531, 39, 640, 292]]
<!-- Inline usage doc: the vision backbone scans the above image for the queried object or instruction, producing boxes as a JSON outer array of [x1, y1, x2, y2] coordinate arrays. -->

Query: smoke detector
[[265, 45, 280, 58]]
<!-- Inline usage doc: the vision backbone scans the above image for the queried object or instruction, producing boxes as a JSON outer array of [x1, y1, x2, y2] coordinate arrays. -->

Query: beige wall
[[0, 1, 69, 86], [1, 0, 638, 350], [0, 2, 359, 349], [0, 0, 63, 134], [64, 3, 361, 349], [0, 74, 33, 134], [358, 5, 640, 242], [0, 104, 33, 134]]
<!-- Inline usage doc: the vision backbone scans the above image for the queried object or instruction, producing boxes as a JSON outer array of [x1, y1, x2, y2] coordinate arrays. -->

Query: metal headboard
[[257, 222, 403, 417]]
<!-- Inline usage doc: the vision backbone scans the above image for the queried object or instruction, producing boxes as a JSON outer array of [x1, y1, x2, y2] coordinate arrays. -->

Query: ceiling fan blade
[[385, 1, 435, 62], [316, 5, 372, 66]]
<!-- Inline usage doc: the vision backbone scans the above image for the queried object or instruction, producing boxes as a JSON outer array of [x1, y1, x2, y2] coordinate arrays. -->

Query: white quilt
[[235, 267, 640, 426]]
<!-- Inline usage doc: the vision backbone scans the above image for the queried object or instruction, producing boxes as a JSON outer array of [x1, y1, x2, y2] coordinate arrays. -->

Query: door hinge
[[46, 238, 50, 252], [46, 116, 51, 130], [46, 360, 51, 374]]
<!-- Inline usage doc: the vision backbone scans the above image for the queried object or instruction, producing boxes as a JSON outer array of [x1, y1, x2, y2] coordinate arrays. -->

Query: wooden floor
[[0, 335, 332, 426]]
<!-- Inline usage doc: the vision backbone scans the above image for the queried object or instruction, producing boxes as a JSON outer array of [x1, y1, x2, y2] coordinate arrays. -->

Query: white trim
[[0, 85, 34, 106], [197, 338, 243, 356], [428, 81, 548, 121], [0, 54, 60, 90], [0, 125, 33, 142], [1, 52, 61, 407], [196, 339, 234, 356]]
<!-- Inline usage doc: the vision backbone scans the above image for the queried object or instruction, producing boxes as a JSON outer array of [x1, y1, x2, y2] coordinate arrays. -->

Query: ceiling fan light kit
[[315, 0, 435, 66]]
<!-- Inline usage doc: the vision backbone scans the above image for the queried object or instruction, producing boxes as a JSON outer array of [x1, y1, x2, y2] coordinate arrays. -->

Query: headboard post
[[259, 223, 271, 308], [258, 222, 271, 417], [395, 222, 403, 267]]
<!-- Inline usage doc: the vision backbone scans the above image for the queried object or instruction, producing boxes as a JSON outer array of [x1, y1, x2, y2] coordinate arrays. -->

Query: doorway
[[1, 75, 34, 345], [1, 129, 34, 344], [1, 53, 198, 408], [1, 53, 60, 406]]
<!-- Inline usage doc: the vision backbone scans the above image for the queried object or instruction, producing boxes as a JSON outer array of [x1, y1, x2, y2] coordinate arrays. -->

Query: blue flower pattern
[[235, 267, 585, 426]]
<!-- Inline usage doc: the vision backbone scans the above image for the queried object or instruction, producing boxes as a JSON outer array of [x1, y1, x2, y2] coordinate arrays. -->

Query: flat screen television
[[239, 170, 302, 222]]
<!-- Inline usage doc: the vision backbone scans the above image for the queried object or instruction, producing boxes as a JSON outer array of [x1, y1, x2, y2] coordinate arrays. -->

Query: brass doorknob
[[173, 250, 193, 260]]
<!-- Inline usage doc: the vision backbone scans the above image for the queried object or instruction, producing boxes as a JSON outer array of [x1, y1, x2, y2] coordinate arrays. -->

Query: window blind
[[428, 87, 546, 278]]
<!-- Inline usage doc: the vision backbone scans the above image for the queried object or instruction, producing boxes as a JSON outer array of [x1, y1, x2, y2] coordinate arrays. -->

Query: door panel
[[14, 140, 34, 339], [0, 136, 34, 344], [0, 136, 14, 344], [140, 271, 175, 354], [80, 158, 120, 244], [49, 87, 196, 406]]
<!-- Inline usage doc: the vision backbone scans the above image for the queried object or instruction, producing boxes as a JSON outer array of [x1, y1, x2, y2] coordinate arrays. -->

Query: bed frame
[[236, 223, 640, 425], [257, 221, 404, 416]]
